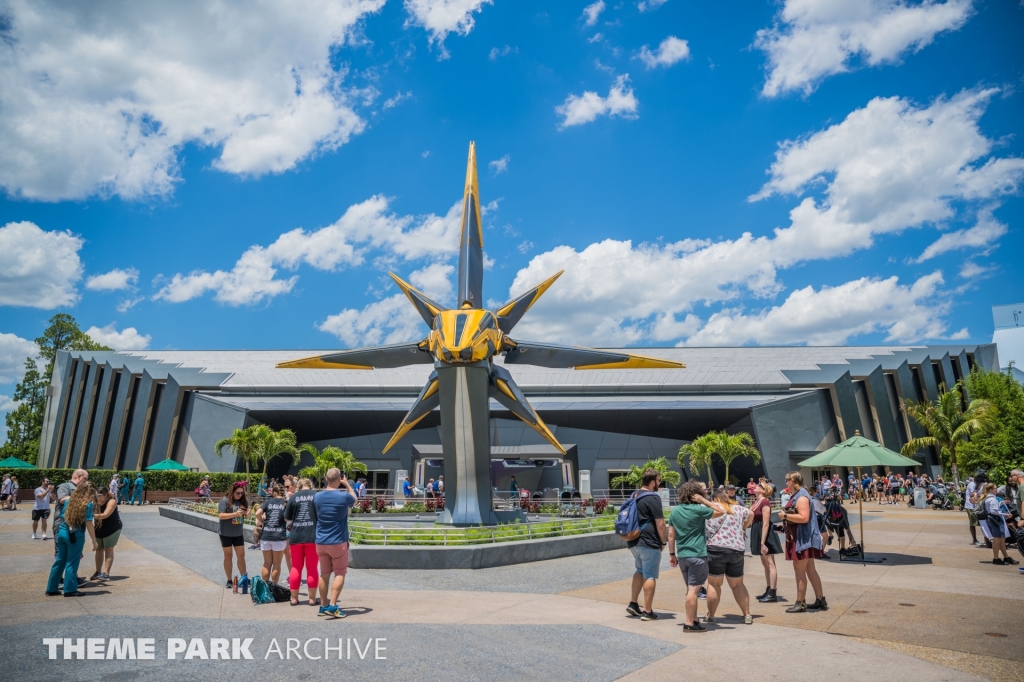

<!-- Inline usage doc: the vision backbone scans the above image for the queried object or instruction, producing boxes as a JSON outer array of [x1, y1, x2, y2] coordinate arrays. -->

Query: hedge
[[0, 468, 263, 493]]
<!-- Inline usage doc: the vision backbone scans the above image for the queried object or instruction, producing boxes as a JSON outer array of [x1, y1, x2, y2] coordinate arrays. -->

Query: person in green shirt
[[668, 480, 724, 632]]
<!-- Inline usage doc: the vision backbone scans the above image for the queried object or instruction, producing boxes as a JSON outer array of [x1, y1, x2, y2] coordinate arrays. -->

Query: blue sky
[[1, 0, 1023, 439]]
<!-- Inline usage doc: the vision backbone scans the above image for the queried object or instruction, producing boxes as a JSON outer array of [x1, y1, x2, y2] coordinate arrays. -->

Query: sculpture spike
[[457, 142, 484, 309]]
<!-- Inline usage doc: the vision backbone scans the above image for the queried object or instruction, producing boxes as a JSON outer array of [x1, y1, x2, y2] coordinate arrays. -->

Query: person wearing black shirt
[[256, 484, 288, 584], [626, 469, 667, 621], [284, 478, 320, 605]]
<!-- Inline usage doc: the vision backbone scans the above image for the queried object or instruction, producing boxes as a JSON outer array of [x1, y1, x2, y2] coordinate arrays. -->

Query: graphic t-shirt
[[284, 490, 318, 545], [705, 504, 751, 552], [667, 504, 715, 558], [218, 496, 246, 537], [260, 497, 288, 542]]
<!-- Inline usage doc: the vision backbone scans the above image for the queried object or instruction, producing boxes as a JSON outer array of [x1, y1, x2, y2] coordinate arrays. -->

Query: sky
[[1, 0, 1023, 440]]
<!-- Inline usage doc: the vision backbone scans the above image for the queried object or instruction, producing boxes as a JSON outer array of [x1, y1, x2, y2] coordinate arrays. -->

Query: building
[[992, 302, 1024, 383], [38, 343, 999, 490]]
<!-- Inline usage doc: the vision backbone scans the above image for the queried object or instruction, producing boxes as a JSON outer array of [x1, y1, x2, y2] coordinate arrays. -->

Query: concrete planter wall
[[159, 506, 622, 569]]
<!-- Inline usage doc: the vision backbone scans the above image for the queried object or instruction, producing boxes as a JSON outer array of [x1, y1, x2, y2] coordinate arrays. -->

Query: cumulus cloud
[[84, 323, 151, 350], [683, 272, 949, 346], [638, 36, 690, 69], [915, 208, 1006, 262], [0, 332, 39, 383], [582, 1, 605, 27], [556, 75, 638, 129], [0, 0, 385, 201], [404, 0, 493, 58], [0, 221, 83, 308], [756, 0, 973, 97], [638, 0, 669, 11], [506, 89, 1022, 346], [86, 268, 139, 292], [319, 263, 454, 346], [0, 395, 18, 411], [489, 155, 510, 175], [154, 196, 463, 305]]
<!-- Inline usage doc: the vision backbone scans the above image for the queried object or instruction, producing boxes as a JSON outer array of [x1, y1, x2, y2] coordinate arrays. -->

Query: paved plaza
[[0, 505, 1020, 681]]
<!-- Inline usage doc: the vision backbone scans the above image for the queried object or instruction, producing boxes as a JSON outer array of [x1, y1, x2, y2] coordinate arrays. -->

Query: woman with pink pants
[[283, 478, 320, 606]]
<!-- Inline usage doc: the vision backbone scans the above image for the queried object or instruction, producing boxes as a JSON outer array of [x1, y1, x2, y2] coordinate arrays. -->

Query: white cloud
[[915, 209, 1006, 262], [638, 0, 669, 11], [958, 260, 991, 279], [0, 395, 18, 411], [756, 0, 973, 97], [556, 75, 638, 129], [84, 323, 151, 350], [488, 45, 517, 60], [319, 263, 454, 346], [638, 36, 690, 69], [383, 92, 413, 110], [154, 196, 463, 305], [0, 332, 39, 384], [0, 0, 385, 201], [489, 155, 510, 175], [587, 33, 604, 44], [517, 241, 534, 254], [404, 0, 493, 58], [506, 89, 1023, 346], [582, 1, 605, 27], [116, 297, 144, 313], [0, 221, 83, 308], [86, 267, 139, 292], [683, 272, 949, 346]]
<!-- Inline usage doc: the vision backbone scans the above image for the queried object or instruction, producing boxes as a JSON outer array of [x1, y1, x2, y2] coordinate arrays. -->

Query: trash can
[[914, 487, 927, 509]]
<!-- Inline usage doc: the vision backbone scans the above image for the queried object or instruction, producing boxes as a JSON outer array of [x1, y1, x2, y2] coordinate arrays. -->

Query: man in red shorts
[[314, 468, 356, 618]]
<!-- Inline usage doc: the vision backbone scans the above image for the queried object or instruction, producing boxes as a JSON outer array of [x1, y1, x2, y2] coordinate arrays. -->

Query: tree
[[902, 382, 998, 489], [298, 444, 367, 487], [214, 427, 262, 473], [609, 457, 681, 490], [713, 431, 761, 485], [3, 314, 109, 464], [679, 432, 718, 484], [252, 425, 304, 477], [958, 366, 1024, 483]]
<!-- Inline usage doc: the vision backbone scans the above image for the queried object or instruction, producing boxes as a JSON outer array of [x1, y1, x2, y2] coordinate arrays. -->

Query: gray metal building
[[38, 343, 999, 489]]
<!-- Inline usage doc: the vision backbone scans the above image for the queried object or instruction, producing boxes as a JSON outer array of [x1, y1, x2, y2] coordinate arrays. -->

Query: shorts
[[219, 534, 244, 548], [629, 544, 662, 581], [32, 509, 50, 521], [707, 548, 745, 578], [0, 493, 8, 501], [967, 510, 979, 527], [260, 539, 286, 552], [317, 542, 350, 577], [677, 556, 709, 587], [96, 530, 121, 549]]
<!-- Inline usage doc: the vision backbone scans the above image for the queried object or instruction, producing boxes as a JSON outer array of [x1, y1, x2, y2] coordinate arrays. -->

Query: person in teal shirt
[[130, 474, 145, 505], [46, 482, 97, 596], [118, 475, 130, 503], [667, 481, 724, 631]]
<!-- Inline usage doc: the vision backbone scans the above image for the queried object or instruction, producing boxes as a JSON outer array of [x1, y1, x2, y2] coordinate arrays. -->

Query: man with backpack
[[621, 469, 667, 622]]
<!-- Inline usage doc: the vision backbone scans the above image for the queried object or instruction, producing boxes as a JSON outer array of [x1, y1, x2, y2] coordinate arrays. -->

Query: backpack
[[248, 576, 289, 604], [826, 500, 846, 527], [615, 491, 657, 541]]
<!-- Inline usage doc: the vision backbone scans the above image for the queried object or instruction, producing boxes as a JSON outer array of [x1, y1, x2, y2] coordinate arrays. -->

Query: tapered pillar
[[437, 362, 496, 526]]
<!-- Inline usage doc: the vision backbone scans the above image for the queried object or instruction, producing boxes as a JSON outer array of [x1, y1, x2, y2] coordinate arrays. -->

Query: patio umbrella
[[0, 456, 36, 469], [799, 431, 920, 565], [145, 458, 190, 471]]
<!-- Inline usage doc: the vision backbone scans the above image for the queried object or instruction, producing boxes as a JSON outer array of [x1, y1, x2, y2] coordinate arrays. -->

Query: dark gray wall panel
[[104, 371, 136, 471], [70, 361, 99, 469], [750, 390, 837, 485], [57, 359, 85, 469], [864, 366, 900, 450], [123, 371, 157, 472], [173, 393, 250, 472], [85, 363, 117, 468], [917, 355, 939, 401], [42, 353, 74, 468], [832, 372, 864, 440]]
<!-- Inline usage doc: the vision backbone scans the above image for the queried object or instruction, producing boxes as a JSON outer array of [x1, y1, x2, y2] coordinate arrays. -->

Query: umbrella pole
[[858, 466, 865, 567]]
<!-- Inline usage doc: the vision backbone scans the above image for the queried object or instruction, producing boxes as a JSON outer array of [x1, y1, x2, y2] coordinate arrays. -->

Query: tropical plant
[[609, 457, 682, 489], [214, 426, 262, 474], [712, 431, 761, 485], [297, 444, 367, 486], [959, 366, 1024, 483], [250, 425, 304, 477], [901, 381, 998, 489], [678, 432, 718, 484]]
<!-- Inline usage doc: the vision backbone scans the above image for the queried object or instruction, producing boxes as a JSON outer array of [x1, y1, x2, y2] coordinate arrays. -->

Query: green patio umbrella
[[799, 431, 920, 565], [145, 458, 190, 471], [0, 456, 36, 469]]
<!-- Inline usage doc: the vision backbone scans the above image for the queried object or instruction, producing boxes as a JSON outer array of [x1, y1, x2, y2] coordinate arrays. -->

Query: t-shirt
[[284, 490, 318, 545], [259, 497, 288, 542], [109, 479, 119, 496], [627, 492, 664, 550], [667, 504, 715, 558], [750, 498, 771, 522], [1, 479, 11, 494], [218, 496, 246, 537], [59, 500, 94, 531], [402, 481, 412, 496], [54, 481, 77, 522], [964, 481, 977, 510], [705, 504, 751, 552], [34, 486, 50, 511], [314, 488, 356, 545]]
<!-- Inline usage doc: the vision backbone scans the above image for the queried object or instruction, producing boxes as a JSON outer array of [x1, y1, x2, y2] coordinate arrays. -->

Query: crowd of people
[[2, 473, 20, 510]]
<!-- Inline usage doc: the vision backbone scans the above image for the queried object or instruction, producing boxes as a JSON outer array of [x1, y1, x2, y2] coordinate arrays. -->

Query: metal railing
[[349, 517, 616, 546]]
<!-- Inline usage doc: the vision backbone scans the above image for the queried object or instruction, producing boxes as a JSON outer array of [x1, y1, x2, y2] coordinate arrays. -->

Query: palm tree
[[214, 427, 262, 473], [713, 431, 761, 485], [297, 444, 367, 487], [678, 432, 718, 484], [251, 425, 304, 477], [609, 457, 681, 490], [901, 382, 998, 489]]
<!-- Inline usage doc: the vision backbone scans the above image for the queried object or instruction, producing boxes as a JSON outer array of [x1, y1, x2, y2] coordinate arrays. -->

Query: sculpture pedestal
[[436, 362, 497, 526]]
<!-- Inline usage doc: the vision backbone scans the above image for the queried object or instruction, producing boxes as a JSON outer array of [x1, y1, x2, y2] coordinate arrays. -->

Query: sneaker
[[1018, 567, 1023, 574], [808, 597, 829, 610], [640, 611, 658, 621], [703, 614, 715, 623], [743, 614, 754, 625], [992, 558, 1005, 565], [785, 601, 807, 613], [698, 587, 707, 600], [626, 602, 643, 618], [89, 572, 102, 581], [31, 533, 38, 540], [1003, 557, 1019, 565], [682, 623, 707, 632], [324, 605, 346, 619], [225, 580, 234, 588], [318, 605, 331, 617], [41, 534, 47, 540], [97, 573, 110, 581]]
